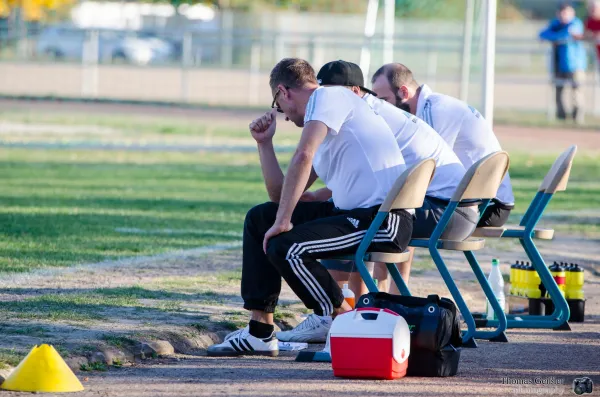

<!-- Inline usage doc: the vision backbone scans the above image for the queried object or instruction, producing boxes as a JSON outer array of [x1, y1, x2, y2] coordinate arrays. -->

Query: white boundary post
[[359, 0, 379, 83], [180, 31, 192, 103], [382, 0, 395, 65], [481, 0, 497, 128], [249, 42, 261, 105], [460, 0, 475, 102], [82, 29, 99, 98]]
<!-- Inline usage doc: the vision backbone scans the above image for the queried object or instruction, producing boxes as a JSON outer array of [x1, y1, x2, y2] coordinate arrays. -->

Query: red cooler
[[330, 308, 410, 380]]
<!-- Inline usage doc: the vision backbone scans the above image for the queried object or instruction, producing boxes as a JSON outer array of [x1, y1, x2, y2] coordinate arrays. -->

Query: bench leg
[[483, 235, 571, 330], [386, 262, 411, 296], [429, 246, 477, 348], [464, 250, 509, 342]]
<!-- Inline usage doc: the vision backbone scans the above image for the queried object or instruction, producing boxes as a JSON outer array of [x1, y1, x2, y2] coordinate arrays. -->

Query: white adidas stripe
[[290, 213, 399, 257], [284, 213, 401, 316], [287, 243, 330, 315], [292, 256, 332, 315]]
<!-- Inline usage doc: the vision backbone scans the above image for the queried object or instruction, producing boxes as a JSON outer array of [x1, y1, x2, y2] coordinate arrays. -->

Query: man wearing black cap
[[207, 58, 414, 356], [277, 60, 477, 344]]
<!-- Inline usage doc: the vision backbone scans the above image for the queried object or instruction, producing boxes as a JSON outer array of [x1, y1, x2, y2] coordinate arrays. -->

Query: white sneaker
[[276, 314, 331, 343], [224, 326, 248, 341], [207, 327, 278, 357]]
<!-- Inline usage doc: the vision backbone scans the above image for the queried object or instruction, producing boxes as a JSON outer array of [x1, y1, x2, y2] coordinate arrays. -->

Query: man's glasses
[[271, 88, 284, 113]]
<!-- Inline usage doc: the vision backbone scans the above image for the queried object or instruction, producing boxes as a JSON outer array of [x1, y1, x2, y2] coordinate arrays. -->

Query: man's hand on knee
[[263, 220, 293, 253]]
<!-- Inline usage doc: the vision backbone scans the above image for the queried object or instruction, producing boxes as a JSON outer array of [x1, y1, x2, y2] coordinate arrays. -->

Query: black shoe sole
[[206, 349, 279, 357]]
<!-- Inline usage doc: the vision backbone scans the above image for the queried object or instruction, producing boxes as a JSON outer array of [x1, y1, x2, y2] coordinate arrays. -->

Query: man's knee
[[244, 201, 278, 230], [265, 234, 294, 267]]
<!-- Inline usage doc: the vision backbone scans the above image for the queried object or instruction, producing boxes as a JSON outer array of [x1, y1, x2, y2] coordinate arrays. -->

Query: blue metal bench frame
[[473, 145, 577, 331]]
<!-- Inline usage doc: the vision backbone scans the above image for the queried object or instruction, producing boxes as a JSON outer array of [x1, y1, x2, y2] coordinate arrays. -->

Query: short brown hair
[[269, 58, 317, 94], [371, 63, 419, 91]]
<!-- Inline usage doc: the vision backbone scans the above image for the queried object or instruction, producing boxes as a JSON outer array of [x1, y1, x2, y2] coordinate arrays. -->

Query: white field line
[[0, 140, 296, 153], [0, 241, 242, 288], [114, 227, 242, 237], [0, 121, 119, 135]]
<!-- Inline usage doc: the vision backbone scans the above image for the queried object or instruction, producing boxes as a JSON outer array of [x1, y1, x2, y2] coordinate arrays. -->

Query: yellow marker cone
[[1, 344, 84, 393]]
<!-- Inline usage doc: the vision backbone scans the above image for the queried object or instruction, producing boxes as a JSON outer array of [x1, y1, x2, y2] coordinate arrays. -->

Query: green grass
[[215, 319, 247, 331], [0, 111, 243, 138], [0, 149, 271, 273], [190, 323, 207, 332], [0, 348, 25, 368], [80, 361, 108, 371], [0, 111, 598, 275], [495, 110, 600, 131], [507, 152, 600, 235], [0, 109, 300, 146], [95, 286, 177, 300], [101, 334, 136, 349], [216, 269, 243, 283], [153, 271, 243, 293], [0, 293, 140, 322], [0, 287, 239, 323], [0, 324, 50, 337], [273, 307, 296, 322]]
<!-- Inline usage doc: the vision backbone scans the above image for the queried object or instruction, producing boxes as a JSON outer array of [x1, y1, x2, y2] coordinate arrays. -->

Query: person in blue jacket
[[539, 2, 588, 123]]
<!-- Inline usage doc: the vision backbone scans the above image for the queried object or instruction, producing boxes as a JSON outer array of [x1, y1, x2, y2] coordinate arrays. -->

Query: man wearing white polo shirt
[[207, 58, 413, 357], [371, 63, 515, 227], [277, 60, 478, 344]]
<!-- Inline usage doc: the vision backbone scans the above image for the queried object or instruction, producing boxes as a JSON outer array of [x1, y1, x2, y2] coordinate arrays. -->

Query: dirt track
[[27, 331, 600, 397], [1, 235, 599, 397]]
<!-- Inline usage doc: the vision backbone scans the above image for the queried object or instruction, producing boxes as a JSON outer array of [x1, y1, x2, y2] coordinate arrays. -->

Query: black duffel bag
[[355, 292, 462, 377]]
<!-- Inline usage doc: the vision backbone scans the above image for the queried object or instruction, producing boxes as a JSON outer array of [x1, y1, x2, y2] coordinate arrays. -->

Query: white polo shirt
[[304, 86, 406, 210], [363, 93, 466, 200], [415, 84, 515, 206]]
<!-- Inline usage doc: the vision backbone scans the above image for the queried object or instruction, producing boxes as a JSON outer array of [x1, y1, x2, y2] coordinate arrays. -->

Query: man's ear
[[351, 86, 361, 95], [279, 84, 290, 100], [398, 85, 409, 101]]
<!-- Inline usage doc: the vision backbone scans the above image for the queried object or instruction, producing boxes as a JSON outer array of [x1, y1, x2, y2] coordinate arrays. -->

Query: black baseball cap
[[317, 60, 377, 96]]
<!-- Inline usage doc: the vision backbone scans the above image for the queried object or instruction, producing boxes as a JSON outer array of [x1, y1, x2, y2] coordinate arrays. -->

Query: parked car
[[36, 25, 177, 65]]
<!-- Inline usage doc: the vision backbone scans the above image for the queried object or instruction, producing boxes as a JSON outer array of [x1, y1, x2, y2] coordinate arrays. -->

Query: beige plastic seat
[[410, 238, 486, 250], [365, 251, 411, 263], [473, 145, 577, 240], [328, 158, 437, 291], [410, 151, 511, 252], [359, 157, 437, 260], [473, 226, 554, 240]]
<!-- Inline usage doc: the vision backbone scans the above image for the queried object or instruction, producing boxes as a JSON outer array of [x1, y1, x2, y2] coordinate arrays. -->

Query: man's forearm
[[275, 150, 314, 224], [257, 141, 285, 202]]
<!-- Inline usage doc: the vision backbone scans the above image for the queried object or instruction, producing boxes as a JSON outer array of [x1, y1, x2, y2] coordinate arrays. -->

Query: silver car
[[36, 25, 176, 65]]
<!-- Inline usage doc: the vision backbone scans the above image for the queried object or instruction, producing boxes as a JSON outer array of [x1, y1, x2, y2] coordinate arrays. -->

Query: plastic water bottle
[[342, 283, 355, 309], [486, 259, 506, 320]]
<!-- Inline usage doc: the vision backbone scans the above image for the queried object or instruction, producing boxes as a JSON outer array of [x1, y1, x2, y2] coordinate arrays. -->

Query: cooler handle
[[352, 307, 399, 320]]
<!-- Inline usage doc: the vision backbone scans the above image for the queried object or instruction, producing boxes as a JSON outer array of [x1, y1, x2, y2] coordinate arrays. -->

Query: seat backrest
[[450, 151, 510, 202], [380, 158, 436, 212], [538, 145, 577, 194]]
